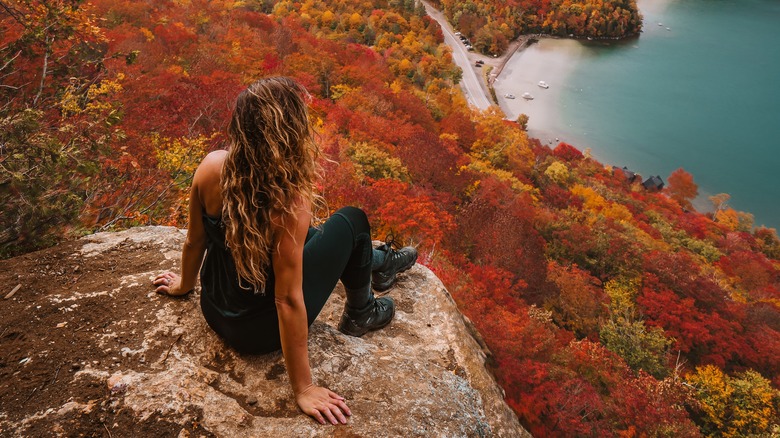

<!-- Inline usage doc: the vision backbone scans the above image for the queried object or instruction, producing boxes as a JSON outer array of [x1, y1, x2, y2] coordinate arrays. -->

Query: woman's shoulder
[[202, 149, 228, 166], [195, 150, 227, 181], [194, 150, 228, 216]]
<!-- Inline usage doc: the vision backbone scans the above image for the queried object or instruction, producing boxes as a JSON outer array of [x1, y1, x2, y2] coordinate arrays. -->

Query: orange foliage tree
[[666, 167, 699, 210]]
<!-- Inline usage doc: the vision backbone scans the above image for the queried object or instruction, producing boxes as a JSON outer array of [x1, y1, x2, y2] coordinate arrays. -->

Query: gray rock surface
[[2, 226, 529, 437]]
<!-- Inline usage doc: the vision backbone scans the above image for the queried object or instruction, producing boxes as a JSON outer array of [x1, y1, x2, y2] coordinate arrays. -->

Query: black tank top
[[200, 214, 275, 318]]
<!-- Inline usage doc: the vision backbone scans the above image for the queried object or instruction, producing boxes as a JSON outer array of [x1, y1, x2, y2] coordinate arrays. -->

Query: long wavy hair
[[222, 77, 322, 292]]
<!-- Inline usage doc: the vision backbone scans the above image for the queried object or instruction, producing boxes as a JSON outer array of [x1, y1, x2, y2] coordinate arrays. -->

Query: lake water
[[496, 0, 780, 229]]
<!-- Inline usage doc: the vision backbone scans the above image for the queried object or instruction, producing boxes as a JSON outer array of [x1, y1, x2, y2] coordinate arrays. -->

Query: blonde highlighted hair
[[222, 77, 321, 292]]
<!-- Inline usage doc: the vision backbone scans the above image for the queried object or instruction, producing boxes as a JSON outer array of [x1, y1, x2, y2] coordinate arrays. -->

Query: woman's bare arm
[[153, 152, 222, 295], [272, 200, 351, 425]]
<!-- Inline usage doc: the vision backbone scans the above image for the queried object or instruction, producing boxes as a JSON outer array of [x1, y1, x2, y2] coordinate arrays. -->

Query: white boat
[[504, 93, 516, 99], [538, 81, 549, 89], [522, 92, 534, 100]]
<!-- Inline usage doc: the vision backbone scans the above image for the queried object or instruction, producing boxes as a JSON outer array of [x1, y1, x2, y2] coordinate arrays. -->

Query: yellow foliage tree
[[688, 365, 734, 434], [153, 133, 215, 224], [604, 275, 641, 315], [729, 371, 777, 434], [396, 58, 414, 76], [60, 75, 124, 119], [320, 10, 335, 26], [346, 142, 410, 182], [544, 161, 570, 185], [571, 184, 633, 223], [470, 108, 533, 174], [687, 365, 779, 437], [329, 83, 358, 100], [348, 12, 363, 28], [462, 158, 539, 198], [715, 207, 754, 232]]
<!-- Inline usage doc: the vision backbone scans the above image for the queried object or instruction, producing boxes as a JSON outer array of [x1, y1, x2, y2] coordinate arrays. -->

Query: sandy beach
[[493, 38, 586, 146]]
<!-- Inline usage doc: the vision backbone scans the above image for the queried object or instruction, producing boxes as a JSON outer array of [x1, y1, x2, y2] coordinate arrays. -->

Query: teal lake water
[[546, 0, 780, 228]]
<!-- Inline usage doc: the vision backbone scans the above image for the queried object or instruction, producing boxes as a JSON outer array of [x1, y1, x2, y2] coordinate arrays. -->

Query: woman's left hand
[[153, 272, 187, 296]]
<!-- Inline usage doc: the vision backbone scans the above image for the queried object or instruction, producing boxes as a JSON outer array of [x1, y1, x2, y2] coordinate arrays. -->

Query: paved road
[[421, 1, 492, 110]]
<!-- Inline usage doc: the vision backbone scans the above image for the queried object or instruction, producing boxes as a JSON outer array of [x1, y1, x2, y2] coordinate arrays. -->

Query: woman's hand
[[295, 385, 352, 425], [153, 272, 189, 296]]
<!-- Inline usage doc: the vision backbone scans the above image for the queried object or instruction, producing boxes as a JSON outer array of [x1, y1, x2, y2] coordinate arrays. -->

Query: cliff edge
[[0, 226, 529, 437]]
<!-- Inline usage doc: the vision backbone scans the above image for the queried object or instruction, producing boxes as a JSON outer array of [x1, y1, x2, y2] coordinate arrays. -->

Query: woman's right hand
[[153, 272, 188, 296], [295, 385, 351, 425]]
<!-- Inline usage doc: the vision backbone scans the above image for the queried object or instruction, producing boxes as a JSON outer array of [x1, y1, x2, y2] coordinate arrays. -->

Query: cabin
[[613, 166, 639, 183], [642, 175, 665, 191]]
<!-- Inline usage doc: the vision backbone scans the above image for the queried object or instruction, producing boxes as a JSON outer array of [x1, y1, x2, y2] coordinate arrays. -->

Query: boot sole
[[371, 253, 418, 292]]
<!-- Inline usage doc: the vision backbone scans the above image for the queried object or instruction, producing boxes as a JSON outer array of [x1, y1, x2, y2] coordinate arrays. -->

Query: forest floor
[[0, 238, 211, 437]]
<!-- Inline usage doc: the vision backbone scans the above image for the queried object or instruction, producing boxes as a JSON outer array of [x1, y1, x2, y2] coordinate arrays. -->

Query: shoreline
[[487, 0, 780, 229], [486, 35, 537, 86], [427, 0, 671, 119]]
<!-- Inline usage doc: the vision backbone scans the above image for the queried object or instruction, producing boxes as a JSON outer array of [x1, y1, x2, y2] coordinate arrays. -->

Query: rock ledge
[[0, 226, 528, 437]]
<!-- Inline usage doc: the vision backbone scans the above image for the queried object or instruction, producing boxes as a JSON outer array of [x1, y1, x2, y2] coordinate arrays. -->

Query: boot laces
[[380, 234, 400, 252], [374, 298, 389, 312]]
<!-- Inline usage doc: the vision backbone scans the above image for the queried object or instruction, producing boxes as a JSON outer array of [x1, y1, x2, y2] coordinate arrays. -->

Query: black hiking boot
[[338, 296, 396, 337], [372, 237, 418, 292]]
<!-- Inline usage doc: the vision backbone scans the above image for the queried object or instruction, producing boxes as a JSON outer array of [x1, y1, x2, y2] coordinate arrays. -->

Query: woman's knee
[[334, 206, 370, 236]]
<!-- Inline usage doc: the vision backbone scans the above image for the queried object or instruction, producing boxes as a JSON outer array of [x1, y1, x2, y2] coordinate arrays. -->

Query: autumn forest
[[1, 0, 778, 436]]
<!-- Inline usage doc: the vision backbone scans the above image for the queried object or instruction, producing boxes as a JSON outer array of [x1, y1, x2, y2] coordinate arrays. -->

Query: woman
[[152, 77, 417, 425]]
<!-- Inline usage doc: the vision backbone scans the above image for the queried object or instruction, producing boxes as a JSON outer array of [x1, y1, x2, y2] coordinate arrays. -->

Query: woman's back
[[199, 212, 275, 319], [195, 150, 275, 321]]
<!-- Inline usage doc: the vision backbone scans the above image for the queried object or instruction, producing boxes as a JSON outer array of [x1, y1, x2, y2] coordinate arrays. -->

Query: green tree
[[0, 109, 85, 255], [1, 0, 114, 256], [600, 315, 673, 379], [0, 76, 123, 256]]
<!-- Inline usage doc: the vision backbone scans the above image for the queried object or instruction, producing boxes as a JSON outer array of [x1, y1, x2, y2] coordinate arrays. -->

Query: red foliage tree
[[455, 176, 548, 294], [552, 142, 584, 161]]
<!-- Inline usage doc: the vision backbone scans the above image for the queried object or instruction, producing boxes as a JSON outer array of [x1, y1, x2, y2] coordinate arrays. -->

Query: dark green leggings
[[200, 207, 373, 354]]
